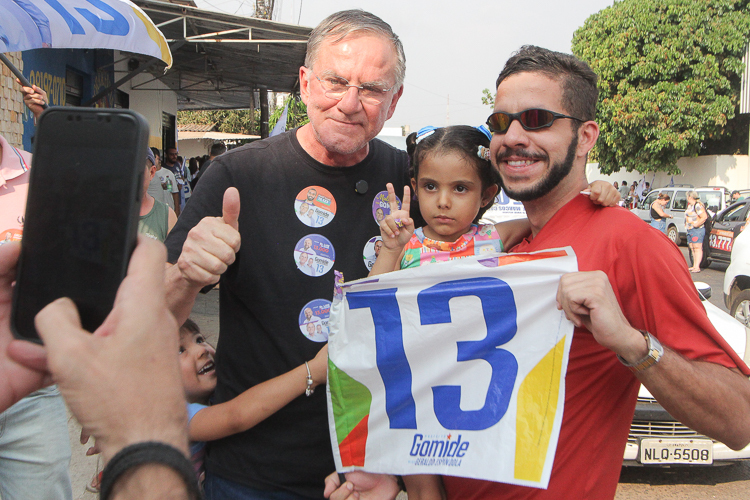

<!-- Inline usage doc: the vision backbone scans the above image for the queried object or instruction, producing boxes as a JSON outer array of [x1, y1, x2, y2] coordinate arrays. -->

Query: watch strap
[[617, 330, 663, 373]]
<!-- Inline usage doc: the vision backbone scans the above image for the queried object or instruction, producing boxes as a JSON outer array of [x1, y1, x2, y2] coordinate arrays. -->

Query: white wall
[[585, 165, 643, 188], [586, 155, 750, 190], [178, 138, 213, 159], [115, 52, 177, 149]]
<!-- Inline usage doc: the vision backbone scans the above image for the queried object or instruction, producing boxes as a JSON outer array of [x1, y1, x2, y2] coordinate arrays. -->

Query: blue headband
[[415, 125, 438, 144], [476, 124, 492, 141]]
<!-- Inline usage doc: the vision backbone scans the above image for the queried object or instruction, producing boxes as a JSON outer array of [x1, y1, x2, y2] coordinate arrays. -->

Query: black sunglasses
[[486, 108, 584, 134]]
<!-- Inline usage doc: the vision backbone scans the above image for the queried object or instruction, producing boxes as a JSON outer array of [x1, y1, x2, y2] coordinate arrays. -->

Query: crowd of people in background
[[147, 147, 229, 217]]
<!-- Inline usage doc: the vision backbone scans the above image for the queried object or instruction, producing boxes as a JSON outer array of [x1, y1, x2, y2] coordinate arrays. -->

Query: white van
[[631, 186, 730, 245]]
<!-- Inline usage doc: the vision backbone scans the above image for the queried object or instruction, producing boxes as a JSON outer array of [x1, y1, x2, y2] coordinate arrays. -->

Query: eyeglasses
[[309, 69, 395, 105], [486, 108, 584, 134]]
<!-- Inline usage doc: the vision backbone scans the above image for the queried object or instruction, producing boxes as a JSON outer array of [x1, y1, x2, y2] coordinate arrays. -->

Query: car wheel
[[667, 225, 681, 246], [731, 290, 750, 327]]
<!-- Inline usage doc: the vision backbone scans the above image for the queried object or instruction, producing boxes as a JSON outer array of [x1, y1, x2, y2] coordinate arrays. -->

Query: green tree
[[572, 0, 750, 174], [178, 109, 259, 135], [269, 94, 309, 131], [179, 94, 309, 136], [481, 88, 495, 108]]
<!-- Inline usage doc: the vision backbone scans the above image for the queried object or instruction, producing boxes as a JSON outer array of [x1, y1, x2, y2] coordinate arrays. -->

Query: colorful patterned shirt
[[685, 202, 706, 230], [400, 224, 504, 270]]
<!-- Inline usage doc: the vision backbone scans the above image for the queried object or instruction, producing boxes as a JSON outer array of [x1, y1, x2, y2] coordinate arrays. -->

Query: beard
[[497, 134, 578, 202]]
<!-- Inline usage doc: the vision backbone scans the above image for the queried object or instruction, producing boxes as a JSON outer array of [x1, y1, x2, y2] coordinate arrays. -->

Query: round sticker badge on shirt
[[0, 228, 22, 246], [295, 186, 337, 228], [363, 236, 384, 271], [294, 234, 335, 277], [298, 299, 331, 342], [372, 190, 401, 224]]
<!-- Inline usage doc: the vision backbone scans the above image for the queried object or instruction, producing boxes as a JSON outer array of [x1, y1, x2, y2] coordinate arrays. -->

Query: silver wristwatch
[[617, 330, 663, 373]]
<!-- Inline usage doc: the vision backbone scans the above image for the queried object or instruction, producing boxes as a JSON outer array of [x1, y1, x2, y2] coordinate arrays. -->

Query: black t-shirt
[[166, 130, 412, 498]]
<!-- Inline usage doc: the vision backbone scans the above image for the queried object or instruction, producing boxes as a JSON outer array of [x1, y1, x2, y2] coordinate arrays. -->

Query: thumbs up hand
[[177, 187, 242, 287]]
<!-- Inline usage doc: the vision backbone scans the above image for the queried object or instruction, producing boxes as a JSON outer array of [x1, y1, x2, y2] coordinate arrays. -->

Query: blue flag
[[270, 103, 289, 137]]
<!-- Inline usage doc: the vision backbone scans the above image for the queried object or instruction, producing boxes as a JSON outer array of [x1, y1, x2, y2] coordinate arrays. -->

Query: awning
[[130, 0, 311, 109], [179, 131, 259, 140]]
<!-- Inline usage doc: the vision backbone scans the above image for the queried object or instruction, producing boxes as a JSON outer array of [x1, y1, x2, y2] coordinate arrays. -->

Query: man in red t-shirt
[[327, 46, 750, 500], [442, 44, 750, 500]]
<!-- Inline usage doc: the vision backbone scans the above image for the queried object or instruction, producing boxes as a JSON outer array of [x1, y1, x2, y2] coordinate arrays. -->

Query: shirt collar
[[0, 134, 31, 188]]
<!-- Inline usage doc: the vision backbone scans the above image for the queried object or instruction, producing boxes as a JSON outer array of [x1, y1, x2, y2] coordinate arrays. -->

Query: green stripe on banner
[[329, 359, 372, 445]]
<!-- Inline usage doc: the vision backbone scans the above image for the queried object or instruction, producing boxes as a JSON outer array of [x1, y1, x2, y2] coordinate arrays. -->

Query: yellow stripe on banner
[[131, 7, 173, 68], [514, 336, 566, 482]]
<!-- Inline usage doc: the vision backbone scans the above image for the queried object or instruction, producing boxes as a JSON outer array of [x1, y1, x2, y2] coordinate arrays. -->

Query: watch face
[[619, 331, 662, 372], [646, 332, 664, 357]]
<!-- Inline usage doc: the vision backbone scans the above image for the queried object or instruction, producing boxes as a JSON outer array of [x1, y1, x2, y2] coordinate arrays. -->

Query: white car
[[724, 228, 750, 327], [623, 283, 750, 466]]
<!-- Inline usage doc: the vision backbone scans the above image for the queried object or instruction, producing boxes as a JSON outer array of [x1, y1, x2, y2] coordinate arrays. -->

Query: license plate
[[639, 438, 713, 464]]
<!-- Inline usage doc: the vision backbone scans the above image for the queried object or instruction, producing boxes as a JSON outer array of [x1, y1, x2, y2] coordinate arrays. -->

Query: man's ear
[[299, 66, 311, 105], [576, 121, 599, 159], [385, 85, 404, 121], [482, 184, 499, 207]]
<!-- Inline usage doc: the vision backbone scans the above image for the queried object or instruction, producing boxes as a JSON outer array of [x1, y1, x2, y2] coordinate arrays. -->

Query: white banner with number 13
[[327, 247, 577, 489]]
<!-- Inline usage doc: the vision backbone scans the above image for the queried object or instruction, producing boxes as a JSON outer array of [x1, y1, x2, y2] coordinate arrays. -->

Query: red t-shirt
[[443, 195, 749, 500]]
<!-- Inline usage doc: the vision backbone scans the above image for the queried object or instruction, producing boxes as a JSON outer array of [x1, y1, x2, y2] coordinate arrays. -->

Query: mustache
[[494, 148, 548, 163]]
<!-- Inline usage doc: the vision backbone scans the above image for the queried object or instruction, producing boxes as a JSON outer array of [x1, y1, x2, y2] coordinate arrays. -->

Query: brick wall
[[0, 52, 25, 149]]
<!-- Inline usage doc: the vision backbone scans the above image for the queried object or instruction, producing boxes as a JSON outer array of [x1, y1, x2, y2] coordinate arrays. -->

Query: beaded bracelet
[[305, 361, 315, 396]]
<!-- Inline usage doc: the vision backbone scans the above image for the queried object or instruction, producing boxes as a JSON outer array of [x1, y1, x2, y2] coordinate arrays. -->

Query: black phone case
[[10, 107, 149, 342]]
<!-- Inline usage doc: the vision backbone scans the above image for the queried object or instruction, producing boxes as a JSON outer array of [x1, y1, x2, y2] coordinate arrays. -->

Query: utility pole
[[446, 94, 450, 126], [255, 1, 274, 137], [255, 0, 275, 20]]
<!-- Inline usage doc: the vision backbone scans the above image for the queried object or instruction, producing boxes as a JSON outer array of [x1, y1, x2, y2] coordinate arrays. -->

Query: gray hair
[[687, 190, 700, 200], [305, 9, 406, 87]]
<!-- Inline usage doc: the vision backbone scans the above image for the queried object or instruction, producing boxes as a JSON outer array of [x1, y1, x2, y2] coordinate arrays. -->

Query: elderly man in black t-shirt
[[164, 10, 410, 499]]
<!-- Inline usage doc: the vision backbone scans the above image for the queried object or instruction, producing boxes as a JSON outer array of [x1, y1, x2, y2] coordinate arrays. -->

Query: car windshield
[[720, 203, 747, 222], [700, 193, 722, 213], [672, 191, 688, 210], [642, 192, 658, 208]]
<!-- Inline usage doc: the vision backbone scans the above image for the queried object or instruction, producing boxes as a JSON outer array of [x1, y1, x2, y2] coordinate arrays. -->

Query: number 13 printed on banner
[[327, 248, 578, 489]]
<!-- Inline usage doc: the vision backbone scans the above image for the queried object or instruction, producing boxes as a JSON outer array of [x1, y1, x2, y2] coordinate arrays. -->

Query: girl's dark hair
[[180, 318, 200, 335], [406, 126, 501, 222]]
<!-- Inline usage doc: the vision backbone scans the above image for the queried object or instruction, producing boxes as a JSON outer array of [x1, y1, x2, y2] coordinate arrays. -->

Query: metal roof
[[178, 123, 217, 132], [131, 0, 311, 110], [179, 131, 259, 140]]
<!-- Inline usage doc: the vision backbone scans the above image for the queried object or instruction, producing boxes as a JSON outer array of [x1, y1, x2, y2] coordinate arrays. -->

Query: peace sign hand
[[379, 183, 414, 251]]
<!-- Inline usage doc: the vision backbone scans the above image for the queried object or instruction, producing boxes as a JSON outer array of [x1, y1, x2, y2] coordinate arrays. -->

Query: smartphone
[[11, 108, 149, 342]]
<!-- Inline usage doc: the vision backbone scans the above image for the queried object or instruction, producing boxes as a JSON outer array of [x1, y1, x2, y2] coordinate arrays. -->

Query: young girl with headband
[[370, 125, 619, 276], [367, 126, 619, 498], [368, 125, 618, 498]]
